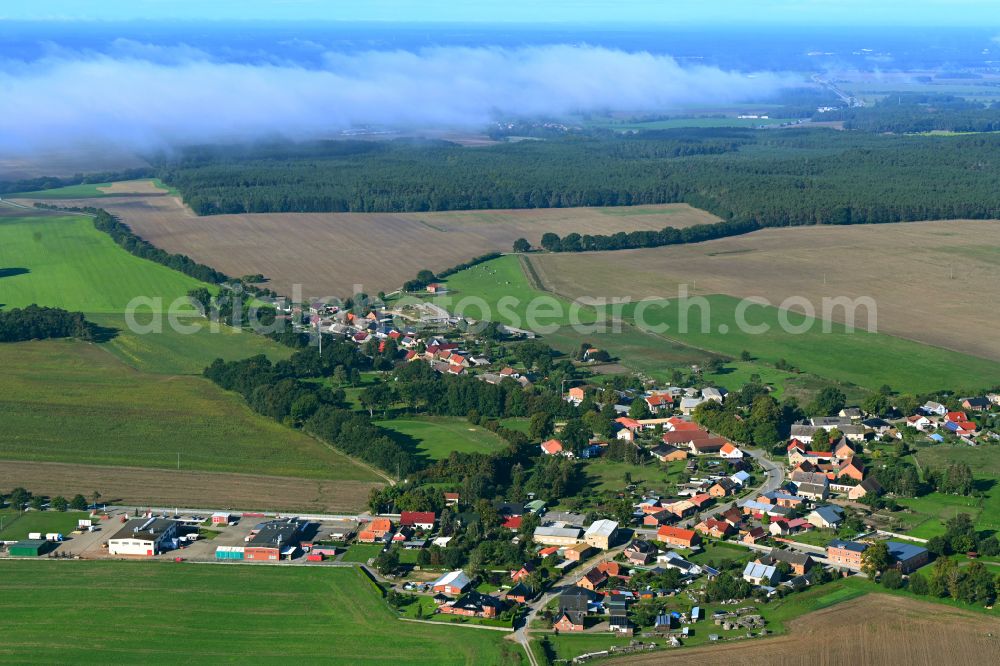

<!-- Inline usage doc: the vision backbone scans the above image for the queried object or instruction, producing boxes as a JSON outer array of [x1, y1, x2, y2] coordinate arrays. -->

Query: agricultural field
[[585, 116, 799, 131], [438, 254, 995, 394], [530, 219, 1000, 363], [16, 188, 716, 298], [6, 178, 174, 199], [906, 444, 1000, 535], [0, 510, 89, 541], [0, 461, 378, 514], [606, 593, 1000, 666], [375, 416, 510, 462], [0, 562, 522, 665], [0, 213, 203, 313], [0, 340, 380, 483], [438, 255, 597, 327]]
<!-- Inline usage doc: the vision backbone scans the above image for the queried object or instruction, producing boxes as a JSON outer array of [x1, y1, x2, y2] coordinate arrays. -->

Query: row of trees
[[4, 487, 93, 512], [0, 305, 106, 342]]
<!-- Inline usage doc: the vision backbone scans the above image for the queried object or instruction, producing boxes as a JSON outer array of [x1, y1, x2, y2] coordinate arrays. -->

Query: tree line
[[0, 305, 110, 343], [153, 130, 1000, 241]]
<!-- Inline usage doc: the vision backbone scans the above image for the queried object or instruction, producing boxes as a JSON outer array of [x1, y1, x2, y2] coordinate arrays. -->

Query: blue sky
[[3, 1, 998, 26]]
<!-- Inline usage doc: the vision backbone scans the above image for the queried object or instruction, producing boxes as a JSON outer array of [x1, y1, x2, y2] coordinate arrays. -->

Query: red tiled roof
[[502, 516, 523, 530], [400, 511, 436, 527]]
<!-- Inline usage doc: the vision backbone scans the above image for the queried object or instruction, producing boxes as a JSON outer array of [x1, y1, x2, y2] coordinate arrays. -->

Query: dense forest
[[0, 305, 108, 342], [155, 130, 1000, 238], [822, 93, 1000, 134]]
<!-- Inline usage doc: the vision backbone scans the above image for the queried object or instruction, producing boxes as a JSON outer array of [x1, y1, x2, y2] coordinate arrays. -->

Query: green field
[[0, 214, 203, 313], [619, 296, 1000, 394], [581, 459, 663, 495], [376, 416, 510, 462], [904, 444, 1000, 536], [0, 511, 90, 540], [0, 562, 522, 665], [86, 313, 293, 375], [341, 543, 387, 563], [438, 255, 597, 328], [5, 182, 113, 199], [440, 256, 998, 394], [0, 340, 377, 480]]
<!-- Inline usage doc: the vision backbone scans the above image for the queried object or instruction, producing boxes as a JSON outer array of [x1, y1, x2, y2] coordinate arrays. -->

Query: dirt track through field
[[531, 219, 1000, 361], [609, 594, 1000, 666], [12, 191, 716, 298], [0, 460, 379, 513]]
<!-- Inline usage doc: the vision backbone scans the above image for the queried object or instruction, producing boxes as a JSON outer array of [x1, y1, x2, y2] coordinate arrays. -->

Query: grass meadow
[[0, 511, 90, 541], [376, 416, 510, 461], [0, 214, 203, 313], [0, 340, 378, 481], [0, 562, 521, 665]]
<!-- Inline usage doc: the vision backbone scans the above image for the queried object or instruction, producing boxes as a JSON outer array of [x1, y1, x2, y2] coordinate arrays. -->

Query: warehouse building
[[244, 518, 305, 561], [584, 519, 619, 550], [8, 539, 52, 557], [108, 518, 179, 556]]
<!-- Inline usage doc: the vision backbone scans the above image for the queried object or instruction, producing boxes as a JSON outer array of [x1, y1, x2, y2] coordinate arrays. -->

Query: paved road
[[513, 543, 628, 666]]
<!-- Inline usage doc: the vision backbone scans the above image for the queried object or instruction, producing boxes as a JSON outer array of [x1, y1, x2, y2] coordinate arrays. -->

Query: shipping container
[[307, 553, 324, 562]]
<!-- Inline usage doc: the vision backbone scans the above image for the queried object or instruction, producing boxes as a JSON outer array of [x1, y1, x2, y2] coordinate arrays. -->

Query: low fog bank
[[0, 43, 796, 158]]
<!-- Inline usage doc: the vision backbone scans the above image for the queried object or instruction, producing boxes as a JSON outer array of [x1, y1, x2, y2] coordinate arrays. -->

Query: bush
[[881, 568, 904, 589]]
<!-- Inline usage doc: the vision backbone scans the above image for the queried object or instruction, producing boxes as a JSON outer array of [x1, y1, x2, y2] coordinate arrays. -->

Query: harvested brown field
[[14, 189, 716, 298], [531, 219, 1000, 361], [96, 179, 168, 195], [0, 460, 379, 513], [610, 594, 1000, 666]]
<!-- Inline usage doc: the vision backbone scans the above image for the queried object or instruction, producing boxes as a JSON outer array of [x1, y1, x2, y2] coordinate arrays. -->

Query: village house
[[847, 477, 884, 501], [650, 444, 688, 462], [695, 518, 734, 539], [907, 414, 935, 431], [827, 539, 868, 569], [644, 393, 673, 413], [743, 526, 768, 545], [838, 457, 866, 482], [576, 567, 608, 591], [719, 442, 744, 459], [504, 582, 534, 604], [709, 478, 738, 498], [807, 505, 845, 529], [440, 590, 503, 619], [690, 437, 729, 456], [400, 511, 436, 531], [563, 541, 594, 562], [510, 563, 536, 582], [761, 548, 814, 575], [657, 525, 700, 549], [540, 439, 565, 456], [566, 386, 586, 405], [357, 517, 393, 543], [921, 401, 947, 416], [743, 561, 781, 586], [554, 610, 586, 632]]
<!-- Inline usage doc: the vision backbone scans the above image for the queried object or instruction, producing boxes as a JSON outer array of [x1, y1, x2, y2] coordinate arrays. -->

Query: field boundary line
[[397, 617, 514, 632]]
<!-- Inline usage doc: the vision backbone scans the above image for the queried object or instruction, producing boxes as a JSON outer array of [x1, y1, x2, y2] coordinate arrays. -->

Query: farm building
[[657, 525, 700, 549], [215, 545, 245, 561], [107, 518, 178, 557], [533, 525, 583, 546], [432, 569, 472, 596], [8, 539, 51, 557], [584, 520, 619, 550], [888, 541, 930, 573], [211, 512, 233, 526]]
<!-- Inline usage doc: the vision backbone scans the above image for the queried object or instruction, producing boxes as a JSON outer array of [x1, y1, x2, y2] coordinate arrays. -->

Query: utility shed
[[9, 539, 50, 557]]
